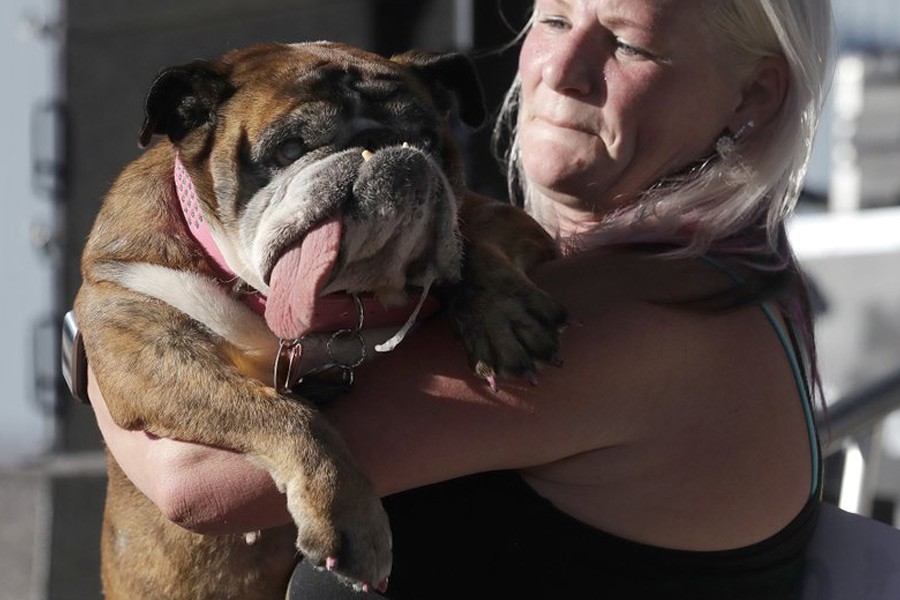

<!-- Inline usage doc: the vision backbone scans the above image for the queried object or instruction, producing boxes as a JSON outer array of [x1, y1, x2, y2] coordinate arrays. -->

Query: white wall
[[0, 0, 61, 465]]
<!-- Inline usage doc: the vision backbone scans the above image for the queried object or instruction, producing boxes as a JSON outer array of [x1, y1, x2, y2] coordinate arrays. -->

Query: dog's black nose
[[340, 118, 394, 151]]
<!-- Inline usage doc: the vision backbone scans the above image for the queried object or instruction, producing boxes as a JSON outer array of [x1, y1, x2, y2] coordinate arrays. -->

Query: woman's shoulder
[[529, 249, 798, 423], [532, 248, 759, 351], [533, 248, 740, 305], [524, 250, 813, 547]]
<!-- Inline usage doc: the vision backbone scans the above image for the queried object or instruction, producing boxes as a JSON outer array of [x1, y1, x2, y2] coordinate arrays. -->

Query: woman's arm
[[88, 250, 709, 532], [89, 368, 292, 534]]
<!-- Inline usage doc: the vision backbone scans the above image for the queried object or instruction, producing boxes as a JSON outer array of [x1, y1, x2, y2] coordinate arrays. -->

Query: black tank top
[[290, 469, 819, 599]]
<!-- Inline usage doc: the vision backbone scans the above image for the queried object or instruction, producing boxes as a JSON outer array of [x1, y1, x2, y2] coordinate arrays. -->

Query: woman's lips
[[533, 114, 598, 135]]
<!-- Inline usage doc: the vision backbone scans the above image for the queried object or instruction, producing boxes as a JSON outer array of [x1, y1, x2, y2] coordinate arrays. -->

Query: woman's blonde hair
[[493, 0, 834, 255]]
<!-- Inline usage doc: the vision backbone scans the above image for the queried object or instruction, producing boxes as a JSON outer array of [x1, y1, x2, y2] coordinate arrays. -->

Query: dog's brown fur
[[76, 42, 564, 599]]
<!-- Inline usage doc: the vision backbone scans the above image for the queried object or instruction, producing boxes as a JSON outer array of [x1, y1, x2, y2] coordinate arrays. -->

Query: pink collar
[[173, 155, 439, 332], [174, 154, 269, 315]]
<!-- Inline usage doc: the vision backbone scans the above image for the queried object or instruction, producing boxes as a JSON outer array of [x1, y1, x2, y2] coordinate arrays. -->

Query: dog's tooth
[[401, 141, 410, 148], [243, 531, 260, 545], [361, 149, 374, 161]]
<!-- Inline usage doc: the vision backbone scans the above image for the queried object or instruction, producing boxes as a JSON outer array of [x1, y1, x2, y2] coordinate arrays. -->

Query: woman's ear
[[730, 55, 789, 132]]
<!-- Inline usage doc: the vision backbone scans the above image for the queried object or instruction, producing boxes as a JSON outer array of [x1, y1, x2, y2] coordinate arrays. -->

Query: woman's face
[[518, 0, 746, 214]]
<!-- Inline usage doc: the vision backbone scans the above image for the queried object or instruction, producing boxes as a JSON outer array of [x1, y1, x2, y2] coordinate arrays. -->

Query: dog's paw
[[285, 470, 392, 592], [443, 252, 568, 387]]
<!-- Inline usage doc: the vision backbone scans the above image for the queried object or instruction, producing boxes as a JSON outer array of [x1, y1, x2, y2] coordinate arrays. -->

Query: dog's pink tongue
[[265, 217, 342, 339]]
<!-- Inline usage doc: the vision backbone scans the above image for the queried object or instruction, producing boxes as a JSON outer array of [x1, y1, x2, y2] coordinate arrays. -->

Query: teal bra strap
[[758, 302, 822, 498], [699, 255, 821, 498]]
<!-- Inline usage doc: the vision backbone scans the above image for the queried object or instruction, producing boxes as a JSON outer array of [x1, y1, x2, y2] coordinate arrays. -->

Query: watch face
[[62, 311, 89, 404]]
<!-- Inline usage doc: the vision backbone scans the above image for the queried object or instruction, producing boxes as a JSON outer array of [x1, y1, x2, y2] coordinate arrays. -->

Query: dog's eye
[[274, 139, 306, 166]]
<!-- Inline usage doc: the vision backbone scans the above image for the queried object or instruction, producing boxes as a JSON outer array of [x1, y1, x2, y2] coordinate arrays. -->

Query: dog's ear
[[392, 51, 486, 129], [138, 61, 234, 148]]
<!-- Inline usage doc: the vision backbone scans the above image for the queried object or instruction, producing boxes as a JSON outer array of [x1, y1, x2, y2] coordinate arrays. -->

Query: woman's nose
[[541, 31, 600, 96]]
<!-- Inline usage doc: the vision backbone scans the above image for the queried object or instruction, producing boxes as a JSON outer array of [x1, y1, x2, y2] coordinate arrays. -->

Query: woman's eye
[[538, 15, 570, 31], [274, 139, 306, 166], [615, 38, 653, 60]]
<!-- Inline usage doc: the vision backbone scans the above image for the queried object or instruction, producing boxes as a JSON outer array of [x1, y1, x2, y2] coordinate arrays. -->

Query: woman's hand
[[89, 367, 292, 534]]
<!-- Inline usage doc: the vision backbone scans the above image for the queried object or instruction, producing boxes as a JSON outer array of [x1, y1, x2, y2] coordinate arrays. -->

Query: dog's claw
[[475, 361, 499, 393], [325, 556, 338, 571], [486, 373, 499, 393], [378, 578, 389, 593], [525, 372, 539, 386]]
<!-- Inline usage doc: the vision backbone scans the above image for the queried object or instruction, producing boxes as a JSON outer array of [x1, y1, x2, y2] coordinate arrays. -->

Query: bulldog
[[74, 42, 565, 599]]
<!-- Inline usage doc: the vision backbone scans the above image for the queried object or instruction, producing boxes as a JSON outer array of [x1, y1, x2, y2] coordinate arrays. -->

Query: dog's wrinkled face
[[140, 42, 484, 338]]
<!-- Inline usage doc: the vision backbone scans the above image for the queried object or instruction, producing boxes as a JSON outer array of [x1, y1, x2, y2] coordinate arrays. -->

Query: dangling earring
[[716, 120, 755, 158]]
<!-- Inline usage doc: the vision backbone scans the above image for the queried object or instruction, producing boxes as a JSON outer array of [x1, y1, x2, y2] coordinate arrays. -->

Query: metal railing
[[820, 367, 900, 456]]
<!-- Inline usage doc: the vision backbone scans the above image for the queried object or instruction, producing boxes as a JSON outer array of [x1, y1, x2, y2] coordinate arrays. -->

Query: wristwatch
[[61, 310, 90, 404]]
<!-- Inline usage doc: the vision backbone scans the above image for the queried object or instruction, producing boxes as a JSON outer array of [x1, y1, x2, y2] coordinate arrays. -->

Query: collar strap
[[174, 155, 234, 281], [173, 154, 271, 316]]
